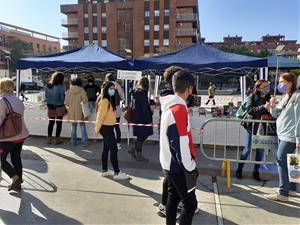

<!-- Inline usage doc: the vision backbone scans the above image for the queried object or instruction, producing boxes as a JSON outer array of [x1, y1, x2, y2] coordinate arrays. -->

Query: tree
[[219, 45, 271, 58], [7, 39, 35, 72]]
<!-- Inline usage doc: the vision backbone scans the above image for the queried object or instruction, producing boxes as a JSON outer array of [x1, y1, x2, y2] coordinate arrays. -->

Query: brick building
[[61, 0, 200, 59], [0, 22, 60, 70], [206, 34, 300, 59]]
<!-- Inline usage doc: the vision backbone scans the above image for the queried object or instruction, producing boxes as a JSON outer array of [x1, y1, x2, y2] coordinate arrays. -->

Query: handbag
[[287, 150, 300, 183], [124, 104, 133, 122], [81, 102, 91, 118], [0, 98, 22, 139], [56, 105, 67, 117]]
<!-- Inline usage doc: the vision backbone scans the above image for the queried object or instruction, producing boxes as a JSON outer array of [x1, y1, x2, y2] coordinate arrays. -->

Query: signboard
[[20, 69, 33, 83], [252, 135, 278, 151], [117, 70, 142, 80]]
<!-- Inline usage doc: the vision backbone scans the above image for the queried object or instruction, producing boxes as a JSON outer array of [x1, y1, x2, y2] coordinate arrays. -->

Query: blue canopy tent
[[267, 55, 300, 68], [17, 44, 130, 72], [133, 43, 268, 100]]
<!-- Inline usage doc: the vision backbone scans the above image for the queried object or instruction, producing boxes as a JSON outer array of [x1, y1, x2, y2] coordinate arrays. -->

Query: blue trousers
[[237, 131, 263, 172], [276, 140, 297, 197]]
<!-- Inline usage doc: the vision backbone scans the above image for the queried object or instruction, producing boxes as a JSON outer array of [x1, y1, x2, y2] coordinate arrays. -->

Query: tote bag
[[287, 151, 300, 183]]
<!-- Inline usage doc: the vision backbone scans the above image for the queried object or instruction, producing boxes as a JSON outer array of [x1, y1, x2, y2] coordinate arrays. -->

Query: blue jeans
[[71, 123, 88, 145], [276, 140, 297, 197], [87, 101, 95, 114], [237, 131, 263, 172]]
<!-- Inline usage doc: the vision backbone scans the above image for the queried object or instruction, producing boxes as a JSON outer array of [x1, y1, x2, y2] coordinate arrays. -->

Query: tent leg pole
[[16, 70, 20, 97]]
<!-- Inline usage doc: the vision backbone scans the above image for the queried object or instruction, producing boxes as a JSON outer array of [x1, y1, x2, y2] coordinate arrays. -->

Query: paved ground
[[0, 137, 299, 225]]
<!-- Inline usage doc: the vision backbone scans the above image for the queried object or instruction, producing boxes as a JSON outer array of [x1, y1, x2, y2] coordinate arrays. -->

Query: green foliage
[[290, 69, 300, 77], [8, 39, 35, 72], [219, 45, 272, 58]]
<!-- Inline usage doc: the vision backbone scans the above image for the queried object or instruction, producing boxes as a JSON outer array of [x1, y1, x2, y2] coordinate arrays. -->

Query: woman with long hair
[[45, 72, 65, 144], [95, 81, 130, 180], [266, 73, 300, 202], [236, 79, 272, 181], [128, 77, 153, 162]]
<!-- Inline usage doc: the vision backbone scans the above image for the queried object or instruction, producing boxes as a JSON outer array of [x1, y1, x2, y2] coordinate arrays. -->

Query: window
[[93, 27, 98, 33], [144, 25, 150, 31], [164, 24, 169, 30], [84, 33, 89, 40], [164, 9, 170, 16], [154, 10, 160, 17], [93, 16, 97, 26], [154, 39, 159, 46], [84, 27, 89, 33], [102, 13, 106, 17], [93, 40, 98, 45], [84, 13, 88, 18], [102, 26, 107, 33], [93, 0, 97, 3], [154, 25, 159, 31], [144, 39, 150, 46], [102, 40, 107, 47], [144, 11, 150, 17], [84, 40, 90, 46], [93, 33, 98, 40], [163, 39, 169, 46], [93, 13, 97, 16]]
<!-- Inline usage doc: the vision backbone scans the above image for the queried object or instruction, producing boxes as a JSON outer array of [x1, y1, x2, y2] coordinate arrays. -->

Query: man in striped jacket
[[159, 70, 198, 225]]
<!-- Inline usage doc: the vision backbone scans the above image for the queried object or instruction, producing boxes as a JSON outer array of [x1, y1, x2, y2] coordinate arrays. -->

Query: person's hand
[[264, 102, 271, 111], [270, 97, 276, 108], [296, 143, 300, 152], [94, 129, 98, 136]]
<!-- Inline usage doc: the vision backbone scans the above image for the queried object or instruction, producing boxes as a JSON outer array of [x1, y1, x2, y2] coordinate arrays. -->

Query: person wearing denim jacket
[[265, 73, 300, 202], [45, 72, 65, 145]]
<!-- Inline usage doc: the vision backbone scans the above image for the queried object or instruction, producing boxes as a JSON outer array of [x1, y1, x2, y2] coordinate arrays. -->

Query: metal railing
[[176, 14, 198, 21], [61, 18, 78, 26], [176, 28, 197, 36], [62, 32, 79, 39], [200, 118, 278, 165]]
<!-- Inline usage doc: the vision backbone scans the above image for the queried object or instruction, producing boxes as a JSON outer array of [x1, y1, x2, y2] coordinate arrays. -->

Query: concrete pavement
[[0, 137, 299, 225]]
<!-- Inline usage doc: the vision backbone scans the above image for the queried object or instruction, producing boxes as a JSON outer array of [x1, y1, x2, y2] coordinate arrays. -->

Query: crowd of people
[[0, 68, 299, 225]]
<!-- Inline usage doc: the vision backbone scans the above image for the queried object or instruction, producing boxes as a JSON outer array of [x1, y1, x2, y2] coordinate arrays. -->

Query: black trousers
[[165, 171, 198, 225], [114, 117, 121, 143], [0, 141, 24, 179], [48, 117, 63, 138], [162, 176, 168, 205], [135, 136, 148, 153], [205, 96, 216, 105], [100, 125, 120, 174]]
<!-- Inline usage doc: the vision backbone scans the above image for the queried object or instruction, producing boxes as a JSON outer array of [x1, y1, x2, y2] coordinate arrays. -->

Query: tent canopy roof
[[133, 43, 267, 71], [267, 55, 300, 68], [16, 44, 129, 71]]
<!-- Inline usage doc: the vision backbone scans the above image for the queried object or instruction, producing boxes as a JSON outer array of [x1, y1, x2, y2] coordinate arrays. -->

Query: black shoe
[[8, 184, 22, 191], [8, 177, 23, 191], [252, 171, 261, 181], [236, 170, 243, 179]]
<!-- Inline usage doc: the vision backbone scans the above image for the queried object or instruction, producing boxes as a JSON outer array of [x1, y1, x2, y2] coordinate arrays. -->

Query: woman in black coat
[[129, 77, 153, 162]]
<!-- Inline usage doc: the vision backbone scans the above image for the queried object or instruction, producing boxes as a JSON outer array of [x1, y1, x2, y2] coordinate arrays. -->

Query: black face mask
[[88, 79, 94, 83]]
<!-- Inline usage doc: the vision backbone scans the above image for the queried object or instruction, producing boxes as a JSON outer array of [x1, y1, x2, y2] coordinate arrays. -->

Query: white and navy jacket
[[159, 95, 197, 174]]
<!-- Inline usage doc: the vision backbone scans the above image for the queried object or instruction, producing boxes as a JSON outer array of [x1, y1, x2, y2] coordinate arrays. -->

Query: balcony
[[62, 32, 79, 40], [176, 43, 194, 49], [176, 29, 198, 37], [176, 14, 198, 21], [62, 18, 78, 27]]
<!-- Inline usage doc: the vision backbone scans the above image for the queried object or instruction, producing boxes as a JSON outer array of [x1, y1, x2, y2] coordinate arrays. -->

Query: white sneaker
[[265, 193, 289, 202], [102, 170, 114, 177], [273, 188, 298, 197], [117, 143, 122, 150], [113, 172, 130, 180]]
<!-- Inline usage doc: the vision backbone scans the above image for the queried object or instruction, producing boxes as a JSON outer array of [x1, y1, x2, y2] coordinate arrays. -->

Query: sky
[[0, 0, 299, 45]]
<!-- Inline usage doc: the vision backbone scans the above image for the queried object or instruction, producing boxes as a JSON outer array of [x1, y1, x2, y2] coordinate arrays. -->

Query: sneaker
[[113, 172, 130, 180], [252, 171, 261, 181], [265, 193, 289, 202], [194, 208, 200, 214], [82, 143, 89, 147], [235, 170, 243, 179], [177, 202, 184, 212], [273, 189, 298, 197], [117, 143, 122, 150], [101, 170, 114, 177], [157, 204, 166, 218]]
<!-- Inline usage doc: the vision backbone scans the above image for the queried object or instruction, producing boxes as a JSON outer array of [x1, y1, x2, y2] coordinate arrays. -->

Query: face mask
[[108, 89, 115, 97], [260, 86, 270, 95], [277, 83, 287, 93]]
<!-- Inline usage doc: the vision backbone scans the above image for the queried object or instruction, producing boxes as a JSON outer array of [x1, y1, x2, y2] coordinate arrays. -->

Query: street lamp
[[274, 45, 285, 96], [4, 55, 10, 78]]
